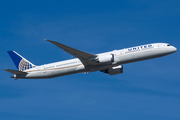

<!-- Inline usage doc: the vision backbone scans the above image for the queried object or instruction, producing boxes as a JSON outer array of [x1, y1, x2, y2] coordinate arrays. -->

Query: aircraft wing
[[46, 39, 98, 66]]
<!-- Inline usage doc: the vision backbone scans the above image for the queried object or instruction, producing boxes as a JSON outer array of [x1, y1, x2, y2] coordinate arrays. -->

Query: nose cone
[[172, 46, 177, 52], [169, 46, 177, 53], [163, 45, 177, 56]]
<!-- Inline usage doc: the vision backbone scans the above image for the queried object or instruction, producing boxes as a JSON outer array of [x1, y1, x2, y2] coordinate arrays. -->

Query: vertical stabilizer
[[7, 51, 35, 71]]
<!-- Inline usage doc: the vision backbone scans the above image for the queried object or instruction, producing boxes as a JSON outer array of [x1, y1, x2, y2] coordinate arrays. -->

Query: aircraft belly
[[30, 66, 79, 79]]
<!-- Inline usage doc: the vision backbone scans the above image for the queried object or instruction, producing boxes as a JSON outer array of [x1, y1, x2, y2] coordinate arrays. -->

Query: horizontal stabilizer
[[4, 69, 27, 74]]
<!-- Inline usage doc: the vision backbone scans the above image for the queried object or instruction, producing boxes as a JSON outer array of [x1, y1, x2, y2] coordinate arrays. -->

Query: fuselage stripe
[[26, 64, 83, 73]]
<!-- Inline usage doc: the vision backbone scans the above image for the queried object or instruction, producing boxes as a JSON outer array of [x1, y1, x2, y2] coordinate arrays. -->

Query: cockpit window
[[167, 44, 171, 46]]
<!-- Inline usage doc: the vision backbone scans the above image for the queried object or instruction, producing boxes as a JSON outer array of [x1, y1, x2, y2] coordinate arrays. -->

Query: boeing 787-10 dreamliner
[[4, 40, 177, 80]]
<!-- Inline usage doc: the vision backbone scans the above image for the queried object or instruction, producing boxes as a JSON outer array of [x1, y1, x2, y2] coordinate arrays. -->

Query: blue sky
[[0, 0, 180, 120]]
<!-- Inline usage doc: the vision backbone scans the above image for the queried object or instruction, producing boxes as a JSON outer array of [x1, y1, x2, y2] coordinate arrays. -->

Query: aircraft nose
[[171, 46, 177, 53], [173, 46, 177, 52]]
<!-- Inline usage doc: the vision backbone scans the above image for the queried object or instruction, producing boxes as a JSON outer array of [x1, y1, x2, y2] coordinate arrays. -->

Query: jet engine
[[102, 65, 123, 75], [96, 54, 114, 63]]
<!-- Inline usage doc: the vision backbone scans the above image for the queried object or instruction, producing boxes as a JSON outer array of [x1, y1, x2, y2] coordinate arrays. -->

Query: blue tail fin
[[7, 51, 35, 71]]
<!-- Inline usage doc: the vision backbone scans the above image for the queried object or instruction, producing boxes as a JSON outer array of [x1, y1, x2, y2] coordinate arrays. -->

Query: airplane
[[4, 40, 177, 80]]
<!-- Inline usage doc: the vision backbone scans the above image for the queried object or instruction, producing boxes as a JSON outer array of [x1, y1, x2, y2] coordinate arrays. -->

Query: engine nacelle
[[97, 54, 114, 63], [104, 65, 123, 75]]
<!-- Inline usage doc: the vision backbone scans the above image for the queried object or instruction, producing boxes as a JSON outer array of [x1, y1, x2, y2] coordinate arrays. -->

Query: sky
[[0, 0, 180, 120]]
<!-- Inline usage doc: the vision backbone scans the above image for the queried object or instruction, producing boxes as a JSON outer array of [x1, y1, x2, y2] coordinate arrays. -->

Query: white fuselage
[[15, 43, 177, 79]]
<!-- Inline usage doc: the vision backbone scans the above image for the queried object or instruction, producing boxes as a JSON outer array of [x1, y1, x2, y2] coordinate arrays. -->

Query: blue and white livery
[[7, 51, 35, 71], [4, 40, 177, 79]]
